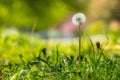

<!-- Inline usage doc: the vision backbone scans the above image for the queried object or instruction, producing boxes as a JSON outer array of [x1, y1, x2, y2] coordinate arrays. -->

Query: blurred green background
[[0, 0, 119, 30], [0, 0, 120, 65], [0, 0, 89, 30]]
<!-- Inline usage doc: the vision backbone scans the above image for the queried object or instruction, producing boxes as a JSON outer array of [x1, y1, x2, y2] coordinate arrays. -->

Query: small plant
[[72, 13, 86, 64]]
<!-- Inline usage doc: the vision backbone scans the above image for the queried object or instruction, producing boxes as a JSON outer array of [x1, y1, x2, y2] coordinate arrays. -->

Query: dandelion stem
[[78, 24, 81, 65], [31, 19, 37, 36]]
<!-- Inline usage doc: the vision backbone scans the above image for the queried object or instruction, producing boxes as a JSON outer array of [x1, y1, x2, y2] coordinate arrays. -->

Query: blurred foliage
[[0, 0, 89, 30], [86, 20, 106, 34], [0, 27, 120, 63], [0, 28, 120, 79], [0, 0, 119, 30], [88, 0, 120, 22], [110, 0, 120, 21]]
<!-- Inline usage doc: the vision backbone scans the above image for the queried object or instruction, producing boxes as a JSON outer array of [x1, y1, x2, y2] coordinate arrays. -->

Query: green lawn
[[0, 28, 120, 80]]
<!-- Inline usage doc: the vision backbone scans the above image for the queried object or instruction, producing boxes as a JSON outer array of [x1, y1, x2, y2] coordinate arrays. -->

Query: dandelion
[[72, 13, 86, 26], [41, 48, 47, 56], [72, 13, 86, 65], [96, 41, 101, 49]]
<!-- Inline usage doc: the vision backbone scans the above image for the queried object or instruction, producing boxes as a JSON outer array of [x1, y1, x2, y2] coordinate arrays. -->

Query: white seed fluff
[[72, 13, 86, 26]]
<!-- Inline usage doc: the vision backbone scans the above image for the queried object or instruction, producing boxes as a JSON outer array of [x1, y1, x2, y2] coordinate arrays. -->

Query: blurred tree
[[88, 0, 120, 22], [110, 0, 120, 21], [0, 0, 89, 30]]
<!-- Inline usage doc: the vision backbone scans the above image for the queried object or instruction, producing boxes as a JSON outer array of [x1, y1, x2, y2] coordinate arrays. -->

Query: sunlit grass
[[0, 28, 120, 80]]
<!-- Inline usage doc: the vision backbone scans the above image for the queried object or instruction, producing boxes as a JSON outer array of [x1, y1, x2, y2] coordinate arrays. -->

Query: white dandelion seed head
[[72, 13, 86, 26]]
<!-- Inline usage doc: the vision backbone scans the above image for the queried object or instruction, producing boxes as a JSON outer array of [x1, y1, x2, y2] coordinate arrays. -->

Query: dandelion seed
[[72, 13, 86, 65], [72, 13, 86, 26]]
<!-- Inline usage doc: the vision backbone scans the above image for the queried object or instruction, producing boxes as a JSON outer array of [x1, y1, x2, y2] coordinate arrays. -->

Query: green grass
[[0, 29, 120, 80]]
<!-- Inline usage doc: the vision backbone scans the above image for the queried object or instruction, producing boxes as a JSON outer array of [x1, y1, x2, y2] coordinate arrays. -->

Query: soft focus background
[[0, 0, 120, 79], [0, 0, 120, 34], [0, 0, 120, 61]]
